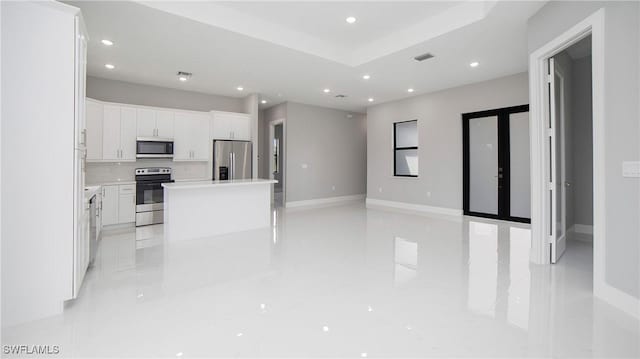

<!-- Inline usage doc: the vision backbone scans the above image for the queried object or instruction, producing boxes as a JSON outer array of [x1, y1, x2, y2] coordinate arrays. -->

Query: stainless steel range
[[135, 167, 173, 226]]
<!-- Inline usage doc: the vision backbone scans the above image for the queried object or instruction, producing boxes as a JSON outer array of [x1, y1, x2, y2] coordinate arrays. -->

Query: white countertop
[[162, 178, 277, 190]]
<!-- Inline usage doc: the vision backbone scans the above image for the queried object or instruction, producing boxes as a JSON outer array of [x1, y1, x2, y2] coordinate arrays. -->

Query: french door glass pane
[[469, 116, 498, 215], [509, 112, 531, 218]]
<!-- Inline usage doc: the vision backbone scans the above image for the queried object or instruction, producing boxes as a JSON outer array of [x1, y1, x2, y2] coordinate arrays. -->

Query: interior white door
[[549, 57, 567, 263]]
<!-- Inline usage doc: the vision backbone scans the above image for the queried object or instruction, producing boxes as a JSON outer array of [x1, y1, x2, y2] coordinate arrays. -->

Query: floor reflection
[[467, 221, 498, 317], [2, 204, 637, 358]]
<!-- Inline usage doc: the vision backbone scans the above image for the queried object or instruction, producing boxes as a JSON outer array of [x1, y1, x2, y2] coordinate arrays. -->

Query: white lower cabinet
[[101, 185, 119, 226], [101, 184, 136, 226]]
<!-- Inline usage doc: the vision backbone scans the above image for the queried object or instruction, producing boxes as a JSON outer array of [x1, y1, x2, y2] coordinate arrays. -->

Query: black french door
[[462, 104, 530, 223]]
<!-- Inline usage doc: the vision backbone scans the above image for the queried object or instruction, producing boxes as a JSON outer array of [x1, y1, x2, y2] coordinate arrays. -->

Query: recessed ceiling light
[[323, 88, 331, 93], [346, 16, 357, 24], [104, 64, 115, 70], [261, 100, 267, 104], [101, 39, 114, 46], [407, 88, 414, 93], [470, 61, 479, 68], [179, 77, 187, 82], [362, 74, 370, 80], [368, 98, 374, 102], [237, 86, 244, 91]]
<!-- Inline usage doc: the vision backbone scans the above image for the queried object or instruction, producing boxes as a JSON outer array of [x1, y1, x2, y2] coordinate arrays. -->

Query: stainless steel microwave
[[136, 138, 174, 159]]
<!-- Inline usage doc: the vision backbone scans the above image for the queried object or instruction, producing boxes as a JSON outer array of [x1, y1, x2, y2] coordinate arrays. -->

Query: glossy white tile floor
[[3, 203, 639, 358]]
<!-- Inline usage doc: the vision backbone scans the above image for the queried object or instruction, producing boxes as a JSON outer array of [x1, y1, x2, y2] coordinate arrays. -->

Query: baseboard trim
[[366, 198, 462, 217], [285, 194, 365, 208], [571, 224, 593, 235], [594, 281, 640, 319]]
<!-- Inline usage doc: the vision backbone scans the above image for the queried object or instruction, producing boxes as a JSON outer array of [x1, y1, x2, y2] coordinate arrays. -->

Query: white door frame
[[529, 9, 608, 296], [268, 118, 286, 204]]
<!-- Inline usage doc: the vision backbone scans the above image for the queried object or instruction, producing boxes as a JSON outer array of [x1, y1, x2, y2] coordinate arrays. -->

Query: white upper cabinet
[[155, 110, 174, 138], [120, 107, 137, 161], [174, 111, 210, 161], [102, 104, 121, 161], [137, 108, 174, 138], [136, 108, 156, 137], [86, 99, 103, 161], [86, 99, 250, 163], [211, 111, 251, 140], [101, 104, 137, 161]]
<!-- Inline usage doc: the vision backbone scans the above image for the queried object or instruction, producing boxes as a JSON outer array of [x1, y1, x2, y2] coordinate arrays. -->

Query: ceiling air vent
[[414, 52, 434, 62], [335, 94, 347, 98]]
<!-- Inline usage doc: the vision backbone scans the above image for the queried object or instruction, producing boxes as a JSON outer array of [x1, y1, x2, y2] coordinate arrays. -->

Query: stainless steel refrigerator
[[213, 140, 253, 180]]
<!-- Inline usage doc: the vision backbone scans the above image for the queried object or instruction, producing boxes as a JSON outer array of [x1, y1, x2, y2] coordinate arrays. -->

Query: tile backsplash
[[86, 160, 209, 184]]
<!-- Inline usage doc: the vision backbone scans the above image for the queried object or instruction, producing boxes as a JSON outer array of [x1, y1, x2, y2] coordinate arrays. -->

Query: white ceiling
[[71, 1, 545, 113]]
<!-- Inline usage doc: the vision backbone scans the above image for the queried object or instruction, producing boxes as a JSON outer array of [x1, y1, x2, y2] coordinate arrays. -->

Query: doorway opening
[[269, 119, 285, 207], [548, 36, 593, 263]]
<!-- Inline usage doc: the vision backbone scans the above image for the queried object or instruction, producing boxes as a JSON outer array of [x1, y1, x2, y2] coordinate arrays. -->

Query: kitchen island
[[162, 179, 277, 241]]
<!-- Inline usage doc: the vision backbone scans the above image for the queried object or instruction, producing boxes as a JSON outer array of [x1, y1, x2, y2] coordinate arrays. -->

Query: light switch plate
[[622, 161, 640, 178]]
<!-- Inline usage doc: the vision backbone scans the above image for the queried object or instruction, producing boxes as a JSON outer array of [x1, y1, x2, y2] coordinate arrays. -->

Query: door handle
[[565, 182, 571, 187]]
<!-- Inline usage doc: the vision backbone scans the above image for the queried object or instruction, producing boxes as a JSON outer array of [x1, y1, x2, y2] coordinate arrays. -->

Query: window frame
[[393, 119, 419, 178]]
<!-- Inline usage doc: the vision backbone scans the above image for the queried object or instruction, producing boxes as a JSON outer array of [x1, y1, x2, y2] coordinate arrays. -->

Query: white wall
[[260, 102, 366, 204], [87, 76, 244, 113], [366, 73, 528, 211], [285, 102, 366, 203], [528, 0, 639, 299]]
